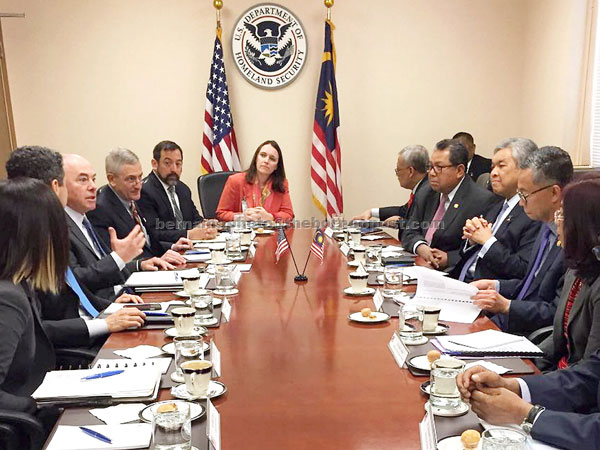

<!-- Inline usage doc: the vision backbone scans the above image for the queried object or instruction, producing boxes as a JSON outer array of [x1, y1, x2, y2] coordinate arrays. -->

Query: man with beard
[[137, 140, 216, 243]]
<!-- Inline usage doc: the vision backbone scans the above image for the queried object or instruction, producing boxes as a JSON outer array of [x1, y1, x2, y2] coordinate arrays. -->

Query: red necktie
[[407, 192, 415, 210]]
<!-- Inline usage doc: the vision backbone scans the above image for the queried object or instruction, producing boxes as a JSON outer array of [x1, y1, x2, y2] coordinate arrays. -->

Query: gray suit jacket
[[538, 269, 600, 370]]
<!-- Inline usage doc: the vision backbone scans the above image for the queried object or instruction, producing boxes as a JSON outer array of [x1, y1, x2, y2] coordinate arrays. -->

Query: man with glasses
[[450, 138, 541, 282], [402, 138, 497, 271], [351, 144, 429, 239], [471, 146, 573, 334]]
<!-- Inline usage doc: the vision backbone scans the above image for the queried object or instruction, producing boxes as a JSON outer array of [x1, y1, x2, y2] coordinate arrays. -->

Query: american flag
[[275, 228, 290, 263], [201, 29, 241, 174], [310, 228, 325, 264], [311, 20, 343, 218]]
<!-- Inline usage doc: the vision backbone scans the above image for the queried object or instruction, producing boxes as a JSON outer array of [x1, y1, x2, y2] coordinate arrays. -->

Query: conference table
[[45, 227, 535, 449]]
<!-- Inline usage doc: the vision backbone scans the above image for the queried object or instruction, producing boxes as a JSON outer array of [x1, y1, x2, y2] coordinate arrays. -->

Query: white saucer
[[206, 258, 233, 265], [343, 287, 375, 296], [195, 316, 219, 327], [347, 261, 366, 268], [164, 327, 207, 338], [423, 324, 450, 336], [175, 290, 212, 298], [348, 311, 390, 323], [185, 297, 223, 307], [161, 341, 209, 356], [213, 288, 239, 296], [402, 335, 429, 346], [437, 435, 482, 450], [171, 380, 227, 400], [254, 229, 274, 235], [427, 400, 469, 417], [170, 371, 185, 383], [408, 355, 432, 371], [139, 400, 205, 423]]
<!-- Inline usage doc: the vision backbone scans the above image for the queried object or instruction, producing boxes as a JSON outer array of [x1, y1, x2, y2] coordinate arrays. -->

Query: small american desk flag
[[275, 228, 290, 263], [201, 28, 241, 174], [310, 229, 325, 264]]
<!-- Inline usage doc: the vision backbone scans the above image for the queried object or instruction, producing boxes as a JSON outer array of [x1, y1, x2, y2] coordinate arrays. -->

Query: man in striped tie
[[471, 147, 573, 334]]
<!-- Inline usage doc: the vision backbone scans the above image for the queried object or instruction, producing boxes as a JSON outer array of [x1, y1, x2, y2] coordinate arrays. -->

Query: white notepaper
[[236, 264, 252, 272], [463, 360, 511, 375], [419, 402, 437, 450], [373, 289, 384, 312], [340, 243, 350, 256], [207, 399, 221, 450], [324, 227, 334, 238], [221, 298, 232, 322], [183, 253, 212, 262], [89, 403, 146, 425], [388, 332, 409, 370], [113, 345, 165, 360], [361, 234, 386, 241], [47, 424, 151, 450], [446, 330, 525, 350], [210, 340, 221, 377], [124, 268, 203, 288]]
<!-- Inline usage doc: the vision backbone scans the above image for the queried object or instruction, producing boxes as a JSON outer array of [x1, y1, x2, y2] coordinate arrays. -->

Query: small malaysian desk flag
[[275, 228, 290, 263], [310, 229, 325, 264]]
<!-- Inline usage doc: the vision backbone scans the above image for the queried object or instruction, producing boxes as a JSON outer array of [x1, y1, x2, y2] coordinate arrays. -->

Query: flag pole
[[284, 228, 307, 282], [214, 0, 222, 30], [325, 0, 333, 20], [300, 229, 320, 276]]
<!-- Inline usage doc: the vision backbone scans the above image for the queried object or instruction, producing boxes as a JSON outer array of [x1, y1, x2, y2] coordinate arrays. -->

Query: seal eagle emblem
[[232, 4, 307, 89]]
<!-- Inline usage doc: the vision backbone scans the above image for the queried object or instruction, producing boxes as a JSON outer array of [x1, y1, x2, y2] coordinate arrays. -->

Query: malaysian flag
[[310, 228, 325, 264], [275, 228, 290, 263], [311, 20, 343, 218], [201, 29, 242, 174]]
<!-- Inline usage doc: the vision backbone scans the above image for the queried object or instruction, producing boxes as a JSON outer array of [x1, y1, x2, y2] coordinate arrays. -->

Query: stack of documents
[[47, 424, 151, 450], [434, 330, 544, 357], [33, 367, 161, 402], [124, 268, 207, 291]]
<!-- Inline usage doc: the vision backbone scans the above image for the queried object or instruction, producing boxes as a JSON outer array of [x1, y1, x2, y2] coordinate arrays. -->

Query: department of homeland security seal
[[232, 4, 307, 89]]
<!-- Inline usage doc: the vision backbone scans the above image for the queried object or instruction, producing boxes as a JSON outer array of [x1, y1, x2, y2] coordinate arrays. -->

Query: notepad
[[94, 358, 171, 374], [446, 330, 525, 350], [124, 269, 207, 289], [435, 332, 543, 357], [46, 424, 151, 450]]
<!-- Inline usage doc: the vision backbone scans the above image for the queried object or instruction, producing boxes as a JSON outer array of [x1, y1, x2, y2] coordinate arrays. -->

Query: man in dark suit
[[457, 350, 600, 449], [402, 138, 497, 272], [137, 140, 216, 243], [453, 132, 492, 182], [88, 148, 192, 264], [451, 138, 540, 282], [352, 144, 429, 240], [471, 146, 573, 334]]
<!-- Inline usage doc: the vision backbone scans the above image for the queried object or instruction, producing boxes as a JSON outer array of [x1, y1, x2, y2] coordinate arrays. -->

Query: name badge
[[373, 289, 384, 312], [340, 243, 350, 256], [419, 402, 437, 450], [221, 298, 232, 322], [210, 340, 221, 377], [207, 398, 221, 450], [388, 332, 409, 370], [249, 244, 256, 257], [324, 227, 334, 238]]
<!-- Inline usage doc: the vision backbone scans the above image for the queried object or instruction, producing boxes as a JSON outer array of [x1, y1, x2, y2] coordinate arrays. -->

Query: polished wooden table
[[47, 228, 512, 450]]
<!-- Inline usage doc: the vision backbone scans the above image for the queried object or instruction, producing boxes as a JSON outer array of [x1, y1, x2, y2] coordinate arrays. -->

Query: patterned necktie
[[425, 194, 448, 244], [65, 267, 100, 318], [130, 201, 151, 246], [515, 225, 553, 301], [168, 185, 184, 228], [407, 192, 415, 211], [82, 216, 108, 258]]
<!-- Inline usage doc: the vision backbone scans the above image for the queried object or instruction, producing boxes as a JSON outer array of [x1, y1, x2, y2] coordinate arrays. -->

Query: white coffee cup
[[353, 246, 366, 265], [172, 307, 196, 336], [181, 360, 213, 397], [348, 271, 368, 293], [211, 246, 227, 264], [349, 228, 361, 247], [418, 305, 442, 332], [181, 276, 200, 295], [239, 229, 253, 246]]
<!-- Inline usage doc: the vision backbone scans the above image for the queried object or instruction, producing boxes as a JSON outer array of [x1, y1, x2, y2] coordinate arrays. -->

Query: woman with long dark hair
[[216, 140, 294, 222]]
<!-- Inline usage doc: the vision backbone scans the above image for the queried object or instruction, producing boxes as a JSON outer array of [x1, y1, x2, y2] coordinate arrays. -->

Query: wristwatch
[[521, 404, 545, 434]]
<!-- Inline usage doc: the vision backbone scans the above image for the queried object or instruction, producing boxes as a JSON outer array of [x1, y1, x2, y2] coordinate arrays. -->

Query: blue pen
[[144, 311, 168, 316], [81, 369, 124, 381], [79, 426, 112, 444]]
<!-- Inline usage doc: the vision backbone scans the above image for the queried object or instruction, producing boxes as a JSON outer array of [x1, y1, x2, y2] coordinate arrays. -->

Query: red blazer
[[216, 172, 294, 222]]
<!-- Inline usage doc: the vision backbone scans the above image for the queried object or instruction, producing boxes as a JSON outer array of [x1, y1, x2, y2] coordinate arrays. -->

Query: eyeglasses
[[517, 185, 554, 205], [554, 208, 564, 223], [427, 164, 456, 174], [394, 166, 410, 176]]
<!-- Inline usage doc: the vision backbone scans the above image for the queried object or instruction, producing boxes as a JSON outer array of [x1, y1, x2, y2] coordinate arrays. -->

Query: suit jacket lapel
[[526, 238, 561, 298], [66, 214, 98, 258], [436, 178, 471, 237], [150, 171, 175, 220]]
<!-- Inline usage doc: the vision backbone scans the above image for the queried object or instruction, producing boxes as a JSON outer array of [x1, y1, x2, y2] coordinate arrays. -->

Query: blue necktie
[[65, 267, 100, 318], [82, 217, 108, 258], [458, 202, 510, 282]]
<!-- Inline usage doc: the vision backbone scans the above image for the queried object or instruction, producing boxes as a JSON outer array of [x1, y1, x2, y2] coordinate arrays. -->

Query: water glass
[[482, 428, 526, 450], [331, 213, 344, 231], [152, 402, 192, 450], [365, 245, 382, 271], [173, 336, 204, 379], [429, 357, 465, 410], [398, 304, 424, 343], [382, 266, 404, 297], [191, 292, 214, 323], [233, 213, 245, 230], [215, 264, 236, 295], [225, 233, 243, 259], [348, 228, 361, 247]]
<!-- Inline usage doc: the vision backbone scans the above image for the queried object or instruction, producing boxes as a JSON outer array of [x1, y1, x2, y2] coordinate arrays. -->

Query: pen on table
[[81, 369, 124, 381], [79, 426, 112, 444], [144, 311, 168, 316]]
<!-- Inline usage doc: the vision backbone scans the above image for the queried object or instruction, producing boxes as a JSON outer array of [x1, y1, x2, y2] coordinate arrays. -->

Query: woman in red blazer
[[216, 140, 294, 222]]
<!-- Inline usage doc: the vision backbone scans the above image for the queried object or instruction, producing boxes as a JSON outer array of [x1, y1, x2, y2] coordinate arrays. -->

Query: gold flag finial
[[214, 0, 223, 30]]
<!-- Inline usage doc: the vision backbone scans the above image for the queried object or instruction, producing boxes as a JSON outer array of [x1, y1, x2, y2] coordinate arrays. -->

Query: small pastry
[[460, 429, 481, 449], [256, 227, 265, 233], [156, 403, 178, 413], [426, 350, 441, 363], [361, 307, 372, 317]]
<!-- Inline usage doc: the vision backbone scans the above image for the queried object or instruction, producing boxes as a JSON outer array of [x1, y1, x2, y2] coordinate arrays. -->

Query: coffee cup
[[348, 271, 368, 293], [171, 307, 196, 336], [348, 228, 361, 247], [418, 305, 442, 332], [181, 359, 213, 397], [181, 275, 201, 295], [211, 246, 227, 264], [353, 246, 366, 265], [239, 228, 253, 246]]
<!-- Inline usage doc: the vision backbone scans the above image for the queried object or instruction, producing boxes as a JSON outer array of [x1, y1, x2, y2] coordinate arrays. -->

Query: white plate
[[170, 371, 184, 383], [408, 355, 432, 371], [139, 400, 205, 423], [347, 261, 365, 268], [194, 317, 219, 327], [185, 297, 223, 307], [161, 341, 209, 356], [428, 400, 469, 417], [164, 327, 207, 338], [343, 287, 375, 296], [213, 288, 239, 296], [437, 435, 482, 450], [254, 229, 274, 235], [206, 258, 233, 265], [175, 290, 211, 298], [403, 335, 429, 346], [423, 324, 450, 336], [171, 381, 227, 400], [348, 311, 390, 323]]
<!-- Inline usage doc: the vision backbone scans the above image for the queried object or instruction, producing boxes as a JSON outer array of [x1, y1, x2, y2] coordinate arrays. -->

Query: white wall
[[0, 0, 584, 220]]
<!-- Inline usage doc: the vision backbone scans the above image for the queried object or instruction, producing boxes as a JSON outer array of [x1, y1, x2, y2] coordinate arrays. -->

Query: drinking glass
[[398, 304, 424, 343], [191, 292, 214, 324], [382, 266, 404, 297], [214, 264, 236, 295], [331, 213, 344, 231], [152, 402, 192, 450], [173, 336, 204, 380], [225, 233, 243, 260], [429, 357, 465, 410], [482, 428, 526, 450], [365, 245, 382, 271]]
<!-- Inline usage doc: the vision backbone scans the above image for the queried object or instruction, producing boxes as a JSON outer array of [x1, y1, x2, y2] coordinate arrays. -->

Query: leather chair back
[[197, 171, 237, 219]]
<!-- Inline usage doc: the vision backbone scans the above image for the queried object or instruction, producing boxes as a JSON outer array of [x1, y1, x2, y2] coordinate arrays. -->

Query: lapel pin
[[453, 203, 459, 209], [506, 216, 512, 223]]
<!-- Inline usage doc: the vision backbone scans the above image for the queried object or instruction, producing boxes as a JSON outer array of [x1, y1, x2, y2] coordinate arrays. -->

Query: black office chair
[[0, 409, 45, 450], [527, 325, 553, 346], [55, 347, 96, 370], [197, 171, 237, 219]]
